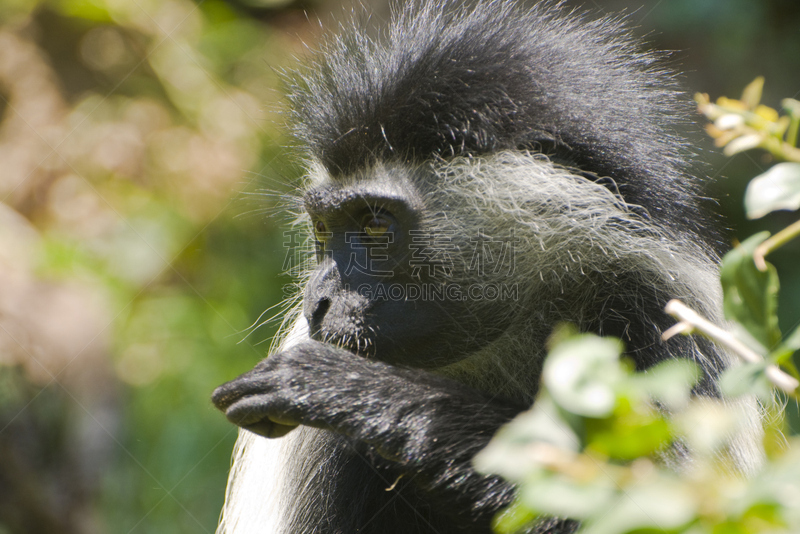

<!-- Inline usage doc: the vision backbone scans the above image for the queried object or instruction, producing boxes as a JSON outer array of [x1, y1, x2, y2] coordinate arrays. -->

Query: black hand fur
[[213, 340, 535, 528]]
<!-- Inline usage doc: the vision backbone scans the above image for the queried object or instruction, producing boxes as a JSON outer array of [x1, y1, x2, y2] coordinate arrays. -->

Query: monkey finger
[[244, 419, 299, 439], [211, 374, 280, 412], [211, 383, 239, 411], [224, 395, 301, 428]]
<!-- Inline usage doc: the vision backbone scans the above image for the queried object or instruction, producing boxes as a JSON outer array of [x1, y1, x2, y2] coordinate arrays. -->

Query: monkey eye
[[313, 220, 331, 244], [362, 214, 392, 238]]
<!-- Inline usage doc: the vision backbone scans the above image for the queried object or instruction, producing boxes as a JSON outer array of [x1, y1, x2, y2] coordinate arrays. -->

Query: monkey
[[211, 2, 763, 533]]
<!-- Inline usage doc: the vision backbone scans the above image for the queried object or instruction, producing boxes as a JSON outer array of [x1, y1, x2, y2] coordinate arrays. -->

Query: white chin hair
[[217, 317, 309, 534]]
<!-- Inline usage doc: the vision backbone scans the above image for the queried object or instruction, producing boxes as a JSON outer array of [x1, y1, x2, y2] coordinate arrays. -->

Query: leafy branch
[[663, 299, 798, 395], [696, 77, 800, 162]]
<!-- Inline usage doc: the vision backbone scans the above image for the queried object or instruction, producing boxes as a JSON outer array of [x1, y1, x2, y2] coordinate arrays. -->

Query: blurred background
[[0, 0, 797, 532]]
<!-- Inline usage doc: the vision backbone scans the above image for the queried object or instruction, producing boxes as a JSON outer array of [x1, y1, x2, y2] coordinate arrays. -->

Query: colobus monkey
[[212, 2, 762, 533]]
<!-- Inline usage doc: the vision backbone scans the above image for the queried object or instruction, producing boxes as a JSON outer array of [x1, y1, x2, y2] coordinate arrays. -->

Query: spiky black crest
[[289, 0, 705, 232]]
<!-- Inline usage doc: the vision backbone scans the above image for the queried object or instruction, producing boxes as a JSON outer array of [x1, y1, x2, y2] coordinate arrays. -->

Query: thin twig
[[753, 218, 800, 271], [663, 299, 799, 394]]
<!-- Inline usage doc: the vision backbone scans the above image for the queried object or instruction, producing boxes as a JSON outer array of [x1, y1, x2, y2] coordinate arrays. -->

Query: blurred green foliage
[[477, 329, 800, 534], [0, 0, 308, 532], [698, 77, 800, 384]]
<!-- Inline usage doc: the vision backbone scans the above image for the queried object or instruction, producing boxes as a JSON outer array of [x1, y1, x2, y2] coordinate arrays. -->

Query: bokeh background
[[0, 0, 797, 532]]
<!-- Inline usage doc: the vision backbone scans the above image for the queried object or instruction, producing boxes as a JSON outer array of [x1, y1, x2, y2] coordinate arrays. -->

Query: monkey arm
[[211, 339, 523, 518]]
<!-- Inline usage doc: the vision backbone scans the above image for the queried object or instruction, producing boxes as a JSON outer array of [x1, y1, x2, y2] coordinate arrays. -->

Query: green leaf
[[543, 334, 624, 417], [779, 359, 800, 383], [741, 76, 765, 109], [745, 163, 800, 219], [491, 500, 537, 534], [473, 395, 580, 482], [581, 478, 696, 534], [783, 98, 800, 117], [769, 323, 800, 366], [587, 415, 672, 460], [675, 400, 749, 458], [519, 475, 617, 520], [720, 233, 781, 350], [719, 362, 773, 401], [738, 446, 800, 518], [784, 323, 800, 352], [724, 133, 763, 156], [631, 359, 700, 411]]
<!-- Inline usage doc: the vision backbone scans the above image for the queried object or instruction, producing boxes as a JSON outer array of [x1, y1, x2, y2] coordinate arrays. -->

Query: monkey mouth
[[311, 327, 375, 358]]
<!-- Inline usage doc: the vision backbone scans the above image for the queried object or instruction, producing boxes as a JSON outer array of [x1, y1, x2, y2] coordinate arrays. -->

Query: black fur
[[290, 0, 703, 237]]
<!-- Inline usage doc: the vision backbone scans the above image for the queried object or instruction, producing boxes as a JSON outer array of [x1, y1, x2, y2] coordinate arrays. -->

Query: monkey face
[[301, 164, 515, 369]]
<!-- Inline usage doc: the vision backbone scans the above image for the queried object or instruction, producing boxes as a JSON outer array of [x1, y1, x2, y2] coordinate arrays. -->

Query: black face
[[301, 172, 512, 369]]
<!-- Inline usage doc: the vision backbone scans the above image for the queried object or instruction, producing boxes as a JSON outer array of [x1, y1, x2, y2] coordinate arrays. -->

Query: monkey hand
[[211, 339, 522, 461], [212, 338, 526, 517], [211, 339, 334, 438], [211, 339, 436, 444]]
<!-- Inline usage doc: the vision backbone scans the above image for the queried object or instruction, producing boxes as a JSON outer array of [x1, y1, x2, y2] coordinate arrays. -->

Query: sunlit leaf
[[783, 98, 800, 118], [519, 475, 616, 520], [724, 133, 763, 156], [740, 447, 800, 515], [718, 96, 748, 111], [769, 324, 800, 369], [631, 359, 700, 411], [676, 399, 750, 458], [474, 395, 580, 482], [715, 114, 745, 130], [588, 415, 671, 460], [719, 362, 772, 400], [741, 76, 765, 109], [781, 324, 800, 353], [754, 105, 779, 122], [543, 335, 624, 417], [745, 163, 800, 219], [581, 478, 696, 534], [491, 500, 537, 534]]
